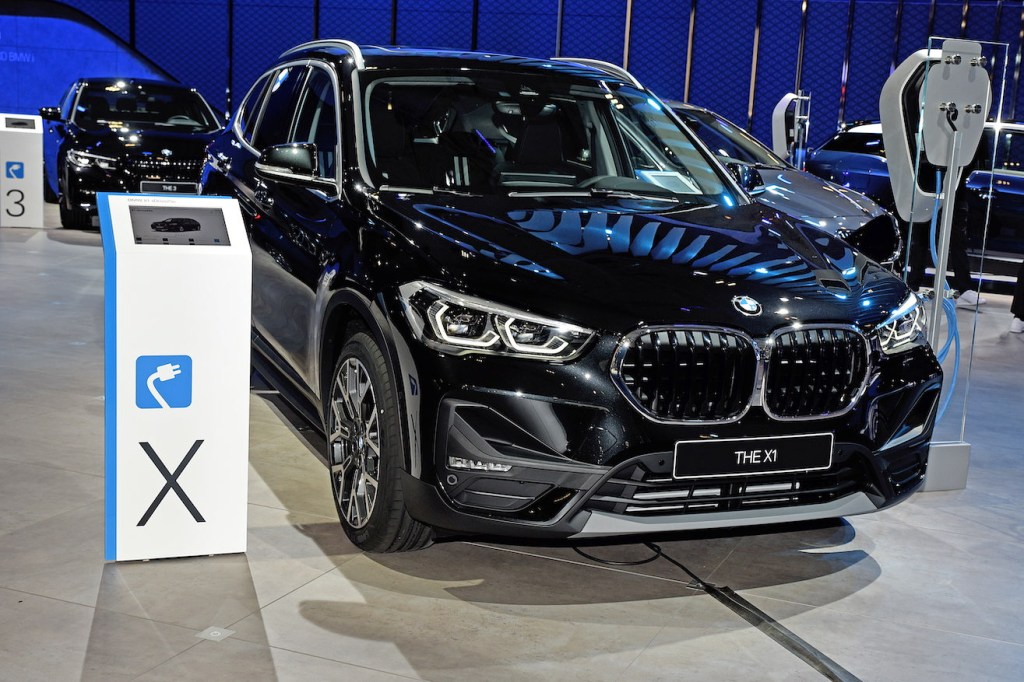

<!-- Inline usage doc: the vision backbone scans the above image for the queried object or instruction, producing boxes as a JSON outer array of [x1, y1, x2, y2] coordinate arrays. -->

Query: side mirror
[[255, 143, 337, 195], [39, 106, 62, 121], [726, 162, 765, 195], [841, 214, 903, 267]]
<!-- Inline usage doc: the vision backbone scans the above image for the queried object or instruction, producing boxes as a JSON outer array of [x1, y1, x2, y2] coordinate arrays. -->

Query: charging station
[[771, 91, 810, 169], [879, 38, 1000, 492], [100, 193, 252, 561], [0, 113, 43, 228]]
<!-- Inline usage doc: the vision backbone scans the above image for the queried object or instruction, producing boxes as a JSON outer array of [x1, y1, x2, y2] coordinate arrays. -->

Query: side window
[[687, 120, 748, 162], [820, 133, 886, 157], [59, 84, 78, 120], [251, 66, 308, 152], [236, 74, 270, 145], [291, 67, 339, 179], [994, 131, 1024, 172]]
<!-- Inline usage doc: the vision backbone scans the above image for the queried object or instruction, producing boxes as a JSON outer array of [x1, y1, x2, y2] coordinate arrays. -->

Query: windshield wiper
[[508, 188, 679, 202], [377, 185, 482, 197], [584, 187, 680, 202], [431, 186, 482, 197]]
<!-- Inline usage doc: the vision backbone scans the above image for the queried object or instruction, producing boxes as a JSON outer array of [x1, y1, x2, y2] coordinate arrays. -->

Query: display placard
[[100, 193, 252, 561], [0, 113, 43, 227]]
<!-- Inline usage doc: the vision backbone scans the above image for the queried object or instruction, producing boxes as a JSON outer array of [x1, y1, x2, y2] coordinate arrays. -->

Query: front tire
[[59, 200, 91, 229], [327, 331, 432, 552]]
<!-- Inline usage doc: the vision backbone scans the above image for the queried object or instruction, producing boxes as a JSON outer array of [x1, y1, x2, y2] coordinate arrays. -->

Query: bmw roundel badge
[[732, 295, 762, 316]]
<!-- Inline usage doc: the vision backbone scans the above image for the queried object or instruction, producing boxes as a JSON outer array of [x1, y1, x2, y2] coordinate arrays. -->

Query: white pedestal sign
[[0, 113, 43, 228], [100, 193, 251, 561]]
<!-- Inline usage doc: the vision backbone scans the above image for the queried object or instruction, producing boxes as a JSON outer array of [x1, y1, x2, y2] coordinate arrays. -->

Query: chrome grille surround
[[610, 326, 760, 425], [762, 324, 871, 421], [612, 324, 871, 424], [126, 157, 204, 181]]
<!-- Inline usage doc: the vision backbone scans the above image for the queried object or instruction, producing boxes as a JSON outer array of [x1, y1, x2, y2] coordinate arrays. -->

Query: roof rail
[[550, 57, 642, 88], [280, 40, 365, 70]]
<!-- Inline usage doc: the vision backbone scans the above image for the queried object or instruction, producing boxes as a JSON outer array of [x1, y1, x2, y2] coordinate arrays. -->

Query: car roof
[[277, 40, 638, 87], [845, 120, 1024, 134], [79, 77, 183, 88]]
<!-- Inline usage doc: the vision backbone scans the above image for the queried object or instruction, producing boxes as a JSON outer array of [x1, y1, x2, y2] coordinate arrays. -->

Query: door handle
[[254, 183, 274, 210], [213, 152, 231, 173]]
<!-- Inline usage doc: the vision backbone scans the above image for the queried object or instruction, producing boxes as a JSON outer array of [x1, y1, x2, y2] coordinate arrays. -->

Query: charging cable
[[927, 169, 961, 422], [146, 362, 182, 409]]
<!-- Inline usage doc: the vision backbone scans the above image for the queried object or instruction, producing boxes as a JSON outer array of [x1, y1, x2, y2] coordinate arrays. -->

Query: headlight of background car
[[67, 150, 117, 170], [399, 281, 595, 360], [876, 292, 927, 355]]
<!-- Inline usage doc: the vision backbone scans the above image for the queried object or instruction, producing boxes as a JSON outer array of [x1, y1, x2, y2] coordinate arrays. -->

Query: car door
[[252, 64, 350, 389], [967, 128, 1024, 252], [42, 83, 79, 197]]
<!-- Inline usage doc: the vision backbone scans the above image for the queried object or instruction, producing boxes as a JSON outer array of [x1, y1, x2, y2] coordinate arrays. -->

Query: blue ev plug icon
[[5, 161, 24, 179], [136, 355, 192, 409]]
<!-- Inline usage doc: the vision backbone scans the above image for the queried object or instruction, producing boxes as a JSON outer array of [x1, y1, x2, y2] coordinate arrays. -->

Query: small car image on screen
[[129, 205, 231, 246], [151, 217, 201, 232]]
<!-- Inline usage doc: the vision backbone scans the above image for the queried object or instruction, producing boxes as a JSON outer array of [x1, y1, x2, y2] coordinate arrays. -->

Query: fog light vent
[[448, 456, 512, 472]]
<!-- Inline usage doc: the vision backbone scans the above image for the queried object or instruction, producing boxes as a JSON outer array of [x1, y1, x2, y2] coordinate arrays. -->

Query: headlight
[[399, 281, 595, 360], [876, 292, 927, 355], [67, 150, 117, 170]]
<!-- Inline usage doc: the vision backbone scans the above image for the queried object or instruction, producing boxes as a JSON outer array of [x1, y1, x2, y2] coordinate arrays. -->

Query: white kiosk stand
[[0, 113, 43, 228], [100, 193, 252, 561]]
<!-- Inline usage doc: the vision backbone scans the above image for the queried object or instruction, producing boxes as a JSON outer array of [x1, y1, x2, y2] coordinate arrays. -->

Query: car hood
[[375, 193, 910, 335], [754, 166, 885, 232], [71, 124, 217, 160]]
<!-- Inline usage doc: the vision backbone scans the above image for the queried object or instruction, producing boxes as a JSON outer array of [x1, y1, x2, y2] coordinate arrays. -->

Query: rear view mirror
[[726, 162, 765, 195]]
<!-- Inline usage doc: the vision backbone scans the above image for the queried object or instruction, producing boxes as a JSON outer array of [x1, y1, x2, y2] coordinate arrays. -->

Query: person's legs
[[1010, 261, 1024, 332], [903, 220, 928, 290]]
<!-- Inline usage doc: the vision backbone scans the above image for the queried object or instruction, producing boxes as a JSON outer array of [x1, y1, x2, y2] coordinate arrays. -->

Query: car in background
[[669, 104, 902, 266], [202, 40, 942, 552], [151, 217, 200, 232], [39, 78, 222, 229], [807, 121, 1024, 255]]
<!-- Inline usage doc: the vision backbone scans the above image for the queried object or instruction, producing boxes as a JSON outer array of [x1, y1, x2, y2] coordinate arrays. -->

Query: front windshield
[[72, 81, 221, 133], [361, 71, 737, 206], [677, 108, 786, 168]]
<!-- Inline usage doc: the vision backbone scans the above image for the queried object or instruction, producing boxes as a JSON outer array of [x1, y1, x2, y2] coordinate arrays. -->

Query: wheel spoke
[[365, 436, 380, 457], [346, 486, 360, 526]]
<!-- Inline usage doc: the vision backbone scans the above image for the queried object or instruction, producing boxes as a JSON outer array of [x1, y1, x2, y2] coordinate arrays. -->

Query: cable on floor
[[572, 540, 862, 682]]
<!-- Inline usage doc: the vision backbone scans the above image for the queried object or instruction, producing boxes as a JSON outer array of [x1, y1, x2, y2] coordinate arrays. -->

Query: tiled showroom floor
[[1, 208, 1023, 680]]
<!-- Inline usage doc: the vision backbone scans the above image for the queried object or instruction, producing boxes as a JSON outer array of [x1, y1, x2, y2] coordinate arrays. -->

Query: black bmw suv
[[202, 41, 943, 552], [40, 78, 222, 229]]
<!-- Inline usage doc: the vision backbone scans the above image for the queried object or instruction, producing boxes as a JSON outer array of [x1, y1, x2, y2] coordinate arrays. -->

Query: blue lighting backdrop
[[4, 0, 1024, 148]]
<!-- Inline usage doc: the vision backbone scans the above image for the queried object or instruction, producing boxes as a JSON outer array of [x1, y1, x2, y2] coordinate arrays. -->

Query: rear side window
[[251, 66, 308, 152], [236, 74, 270, 145], [291, 66, 340, 179], [820, 132, 886, 157]]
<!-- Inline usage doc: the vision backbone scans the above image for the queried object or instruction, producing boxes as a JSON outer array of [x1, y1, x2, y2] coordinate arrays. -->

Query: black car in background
[[40, 78, 222, 229], [670, 104, 902, 266], [202, 41, 942, 552], [151, 217, 200, 232], [807, 121, 1024, 255]]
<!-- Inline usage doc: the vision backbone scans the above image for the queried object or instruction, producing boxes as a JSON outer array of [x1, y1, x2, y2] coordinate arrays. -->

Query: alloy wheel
[[329, 357, 381, 529]]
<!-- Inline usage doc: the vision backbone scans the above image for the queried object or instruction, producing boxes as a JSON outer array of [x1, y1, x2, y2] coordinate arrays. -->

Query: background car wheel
[[327, 330, 432, 553], [43, 166, 58, 203], [59, 200, 91, 229]]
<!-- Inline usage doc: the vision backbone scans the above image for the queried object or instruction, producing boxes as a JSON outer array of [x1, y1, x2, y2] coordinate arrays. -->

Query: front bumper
[[65, 158, 203, 213], [401, 334, 943, 540]]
